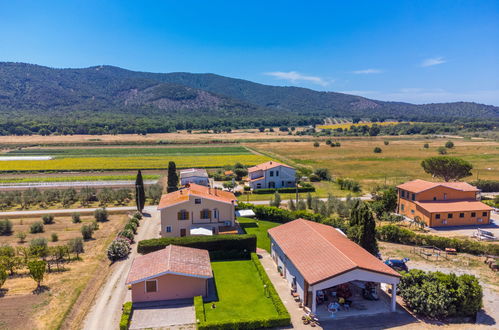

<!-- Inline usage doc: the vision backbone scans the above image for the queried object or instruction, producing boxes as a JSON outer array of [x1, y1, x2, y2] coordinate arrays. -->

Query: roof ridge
[[303, 220, 357, 269]]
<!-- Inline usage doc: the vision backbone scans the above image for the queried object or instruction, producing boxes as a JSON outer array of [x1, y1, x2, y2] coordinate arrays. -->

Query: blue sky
[[1, 0, 498, 105]]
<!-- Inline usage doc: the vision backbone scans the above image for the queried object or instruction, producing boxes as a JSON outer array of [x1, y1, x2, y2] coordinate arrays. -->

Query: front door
[[180, 228, 186, 237], [268, 181, 275, 188]]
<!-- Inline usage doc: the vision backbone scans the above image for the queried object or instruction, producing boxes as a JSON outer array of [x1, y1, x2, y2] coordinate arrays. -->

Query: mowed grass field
[[250, 138, 499, 190], [0, 145, 271, 172]]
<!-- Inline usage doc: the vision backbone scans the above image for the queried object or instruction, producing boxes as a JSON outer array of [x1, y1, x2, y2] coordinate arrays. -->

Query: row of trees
[[0, 184, 162, 211]]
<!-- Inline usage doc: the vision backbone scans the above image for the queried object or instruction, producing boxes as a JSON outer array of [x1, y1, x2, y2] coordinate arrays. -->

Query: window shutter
[[208, 210, 212, 219], [186, 212, 189, 220], [177, 212, 181, 220]]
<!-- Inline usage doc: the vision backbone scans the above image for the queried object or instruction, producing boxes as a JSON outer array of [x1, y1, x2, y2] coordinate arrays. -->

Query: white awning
[[236, 209, 256, 218], [190, 227, 213, 236]]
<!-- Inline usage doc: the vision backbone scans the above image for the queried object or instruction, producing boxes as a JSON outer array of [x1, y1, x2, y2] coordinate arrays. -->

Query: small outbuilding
[[179, 168, 210, 187], [126, 245, 212, 303], [268, 219, 401, 317]]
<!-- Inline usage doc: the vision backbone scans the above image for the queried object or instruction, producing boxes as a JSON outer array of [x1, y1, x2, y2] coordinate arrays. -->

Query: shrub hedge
[[253, 187, 315, 194], [399, 269, 482, 319], [137, 234, 257, 260], [377, 225, 499, 256], [119, 301, 133, 330], [194, 254, 291, 330]]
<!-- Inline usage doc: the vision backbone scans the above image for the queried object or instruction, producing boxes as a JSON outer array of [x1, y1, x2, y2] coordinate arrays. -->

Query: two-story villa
[[158, 183, 237, 237], [248, 161, 296, 190], [396, 179, 492, 227]]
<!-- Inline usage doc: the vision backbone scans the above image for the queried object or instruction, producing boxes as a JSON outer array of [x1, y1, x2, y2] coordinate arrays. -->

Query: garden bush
[[30, 237, 48, 249], [30, 221, 44, 234], [132, 212, 143, 220], [42, 214, 54, 224], [119, 301, 133, 330], [138, 234, 256, 258], [118, 229, 134, 242], [373, 147, 382, 153], [107, 238, 132, 261], [51, 233, 58, 242], [124, 222, 137, 234], [0, 219, 13, 235], [399, 269, 482, 319], [377, 225, 499, 256]]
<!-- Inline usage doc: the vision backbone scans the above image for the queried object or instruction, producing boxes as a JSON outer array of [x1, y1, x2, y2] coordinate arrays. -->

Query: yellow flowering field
[[0, 154, 271, 172]]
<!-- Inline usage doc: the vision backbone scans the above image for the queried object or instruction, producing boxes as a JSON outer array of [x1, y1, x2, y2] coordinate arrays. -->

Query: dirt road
[[82, 206, 160, 330]]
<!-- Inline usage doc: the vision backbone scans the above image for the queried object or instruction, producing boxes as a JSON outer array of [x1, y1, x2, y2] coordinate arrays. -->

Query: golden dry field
[[249, 137, 499, 190], [0, 214, 128, 330]]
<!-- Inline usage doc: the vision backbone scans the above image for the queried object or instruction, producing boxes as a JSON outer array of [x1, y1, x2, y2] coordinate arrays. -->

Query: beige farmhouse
[[158, 183, 237, 237]]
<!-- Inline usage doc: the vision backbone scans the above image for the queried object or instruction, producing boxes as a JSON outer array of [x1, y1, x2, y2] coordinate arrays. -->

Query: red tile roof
[[415, 200, 493, 213], [126, 245, 212, 284], [158, 183, 236, 209], [248, 161, 294, 173], [268, 219, 400, 285], [397, 179, 479, 193]]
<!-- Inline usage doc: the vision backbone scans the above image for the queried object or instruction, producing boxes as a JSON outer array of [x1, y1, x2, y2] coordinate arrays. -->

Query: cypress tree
[[135, 170, 146, 212], [167, 161, 179, 193], [348, 200, 378, 255]]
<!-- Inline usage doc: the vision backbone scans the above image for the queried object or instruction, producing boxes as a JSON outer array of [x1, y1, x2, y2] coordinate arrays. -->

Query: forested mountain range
[[0, 62, 497, 135]]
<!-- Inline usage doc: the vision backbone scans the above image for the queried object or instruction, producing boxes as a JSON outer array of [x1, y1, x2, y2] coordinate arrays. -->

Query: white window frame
[[145, 279, 158, 293], [166, 226, 172, 233]]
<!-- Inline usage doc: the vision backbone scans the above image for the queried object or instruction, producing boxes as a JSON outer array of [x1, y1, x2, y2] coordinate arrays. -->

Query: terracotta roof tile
[[397, 179, 478, 193], [415, 200, 493, 213], [126, 245, 212, 284], [268, 219, 400, 285], [158, 183, 236, 209], [248, 161, 294, 173]]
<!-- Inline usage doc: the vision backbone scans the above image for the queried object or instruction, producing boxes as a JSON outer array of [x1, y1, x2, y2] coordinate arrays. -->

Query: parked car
[[384, 258, 409, 272]]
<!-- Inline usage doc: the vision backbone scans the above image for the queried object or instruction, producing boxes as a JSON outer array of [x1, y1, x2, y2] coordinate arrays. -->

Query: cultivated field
[[0, 145, 270, 172], [249, 137, 499, 191], [0, 214, 128, 330]]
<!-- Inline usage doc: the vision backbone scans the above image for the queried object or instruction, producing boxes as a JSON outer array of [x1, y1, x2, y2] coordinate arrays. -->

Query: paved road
[[82, 206, 160, 330]]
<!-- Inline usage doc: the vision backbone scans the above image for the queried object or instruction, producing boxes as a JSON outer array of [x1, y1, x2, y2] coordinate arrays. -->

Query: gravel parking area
[[129, 301, 195, 330]]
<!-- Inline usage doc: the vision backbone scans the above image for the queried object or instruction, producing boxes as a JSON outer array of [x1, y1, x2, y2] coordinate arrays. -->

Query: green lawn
[[204, 260, 279, 321], [238, 217, 281, 252]]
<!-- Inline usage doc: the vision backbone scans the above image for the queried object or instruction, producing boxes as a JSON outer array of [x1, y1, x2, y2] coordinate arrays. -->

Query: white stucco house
[[179, 168, 210, 187], [248, 161, 296, 190], [268, 219, 401, 317]]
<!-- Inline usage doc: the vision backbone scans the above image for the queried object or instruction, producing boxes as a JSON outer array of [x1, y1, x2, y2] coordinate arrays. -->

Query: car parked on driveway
[[384, 258, 409, 272]]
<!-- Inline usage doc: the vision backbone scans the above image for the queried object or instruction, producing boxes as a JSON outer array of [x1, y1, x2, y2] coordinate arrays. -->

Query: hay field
[[250, 137, 499, 190]]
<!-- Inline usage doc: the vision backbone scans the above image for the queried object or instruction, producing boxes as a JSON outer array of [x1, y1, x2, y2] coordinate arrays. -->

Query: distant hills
[[0, 62, 497, 135]]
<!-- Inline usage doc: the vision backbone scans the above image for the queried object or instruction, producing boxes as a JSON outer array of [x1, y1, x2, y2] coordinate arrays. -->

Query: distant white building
[[179, 168, 210, 187], [248, 161, 296, 190]]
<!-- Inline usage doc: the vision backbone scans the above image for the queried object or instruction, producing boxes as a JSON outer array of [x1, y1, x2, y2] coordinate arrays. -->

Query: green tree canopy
[[28, 260, 46, 290], [421, 156, 473, 182]]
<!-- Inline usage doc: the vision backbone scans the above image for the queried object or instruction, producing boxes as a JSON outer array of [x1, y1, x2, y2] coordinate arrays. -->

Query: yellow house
[[396, 179, 492, 227], [158, 183, 237, 237]]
